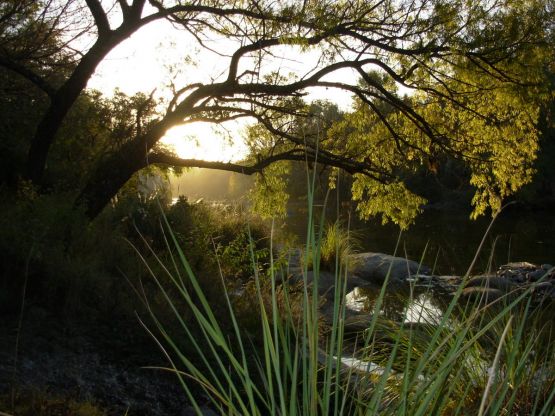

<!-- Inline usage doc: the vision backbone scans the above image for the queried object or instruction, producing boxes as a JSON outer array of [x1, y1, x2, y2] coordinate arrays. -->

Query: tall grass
[[302, 220, 359, 273], [135, 196, 555, 415]]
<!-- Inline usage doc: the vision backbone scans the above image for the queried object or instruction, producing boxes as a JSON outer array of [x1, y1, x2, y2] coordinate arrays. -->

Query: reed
[[136, 191, 554, 415]]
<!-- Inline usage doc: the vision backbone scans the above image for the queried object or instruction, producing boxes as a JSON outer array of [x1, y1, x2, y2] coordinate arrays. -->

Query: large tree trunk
[[26, 40, 118, 184], [76, 143, 148, 219], [24, 1, 152, 184], [75, 118, 175, 219]]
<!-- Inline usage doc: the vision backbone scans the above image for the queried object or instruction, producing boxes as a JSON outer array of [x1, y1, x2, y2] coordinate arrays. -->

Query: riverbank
[[0, 306, 200, 415]]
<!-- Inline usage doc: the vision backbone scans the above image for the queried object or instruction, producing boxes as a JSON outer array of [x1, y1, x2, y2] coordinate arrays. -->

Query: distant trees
[[0, 0, 553, 225]]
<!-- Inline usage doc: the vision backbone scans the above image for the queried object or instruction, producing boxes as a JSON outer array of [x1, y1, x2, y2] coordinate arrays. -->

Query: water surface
[[284, 205, 555, 276]]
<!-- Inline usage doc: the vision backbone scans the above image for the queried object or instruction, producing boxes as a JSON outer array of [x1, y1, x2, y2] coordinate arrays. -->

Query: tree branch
[[147, 145, 388, 183], [85, 0, 110, 35], [117, 0, 131, 17], [147, 151, 298, 175], [226, 26, 342, 83], [0, 56, 56, 97]]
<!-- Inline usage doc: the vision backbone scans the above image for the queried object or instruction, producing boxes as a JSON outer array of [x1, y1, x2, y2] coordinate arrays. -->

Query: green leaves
[[250, 161, 291, 219], [352, 178, 426, 230], [419, 80, 540, 218]]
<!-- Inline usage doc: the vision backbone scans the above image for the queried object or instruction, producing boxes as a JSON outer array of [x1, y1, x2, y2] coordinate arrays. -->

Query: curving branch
[[117, 0, 131, 17], [147, 150, 304, 175], [226, 25, 343, 83], [146, 149, 387, 182], [0, 56, 56, 97], [85, 0, 110, 34]]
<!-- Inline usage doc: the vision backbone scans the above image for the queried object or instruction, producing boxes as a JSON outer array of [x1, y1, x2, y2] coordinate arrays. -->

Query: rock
[[288, 270, 371, 299], [514, 275, 526, 284], [532, 281, 553, 291], [432, 275, 461, 291], [434, 275, 461, 283], [435, 275, 461, 283], [497, 262, 547, 284], [348, 252, 431, 284], [530, 282, 555, 303], [465, 275, 514, 292], [527, 269, 548, 282], [460, 286, 505, 303], [343, 314, 373, 333], [499, 262, 538, 271], [497, 261, 555, 286], [499, 269, 523, 280]]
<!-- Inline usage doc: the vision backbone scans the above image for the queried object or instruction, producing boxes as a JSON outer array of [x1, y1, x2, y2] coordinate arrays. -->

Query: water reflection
[[345, 287, 367, 312], [345, 284, 450, 325], [339, 278, 555, 380], [403, 293, 443, 324]]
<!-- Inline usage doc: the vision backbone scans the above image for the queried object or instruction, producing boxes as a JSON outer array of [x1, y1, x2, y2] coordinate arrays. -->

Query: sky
[[87, 16, 356, 162]]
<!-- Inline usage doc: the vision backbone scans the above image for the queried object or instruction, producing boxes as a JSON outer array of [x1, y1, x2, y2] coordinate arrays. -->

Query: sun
[[86, 13, 351, 164], [86, 18, 250, 163], [160, 122, 249, 162]]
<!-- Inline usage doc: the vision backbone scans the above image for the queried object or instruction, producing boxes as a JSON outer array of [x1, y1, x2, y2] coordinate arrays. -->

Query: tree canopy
[[0, 0, 553, 226]]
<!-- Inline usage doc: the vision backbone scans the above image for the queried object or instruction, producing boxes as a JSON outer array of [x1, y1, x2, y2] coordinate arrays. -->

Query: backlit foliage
[[250, 161, 291, 219]]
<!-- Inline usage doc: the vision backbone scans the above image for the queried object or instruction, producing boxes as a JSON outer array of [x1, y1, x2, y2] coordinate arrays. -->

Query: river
[[282, 203, 555, 276]]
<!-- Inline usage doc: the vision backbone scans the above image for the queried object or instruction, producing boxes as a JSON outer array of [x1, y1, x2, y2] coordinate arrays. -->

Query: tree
[[0, 0, 553, 223]]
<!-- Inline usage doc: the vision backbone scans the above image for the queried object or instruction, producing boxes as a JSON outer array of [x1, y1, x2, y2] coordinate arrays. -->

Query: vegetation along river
[[284, 204, 555, 276]]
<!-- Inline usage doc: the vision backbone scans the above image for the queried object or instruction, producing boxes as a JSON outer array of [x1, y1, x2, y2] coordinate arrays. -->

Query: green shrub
[[320, 220, 359, 271], [302, 220, 359, 272], [0, 190, 140, 316]]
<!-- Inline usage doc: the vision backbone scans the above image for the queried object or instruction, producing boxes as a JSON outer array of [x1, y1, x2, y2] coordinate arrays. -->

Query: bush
[[0, 190, 140, 317], [302, 220, 359, 272], [0, 189, 271, 322]]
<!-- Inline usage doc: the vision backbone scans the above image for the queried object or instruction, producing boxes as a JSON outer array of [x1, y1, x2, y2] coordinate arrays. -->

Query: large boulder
[[348, 252, 431, 284], [288, 270, 371, 299], [464, 275, 514, 292], [460, 286, 505, 303]]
